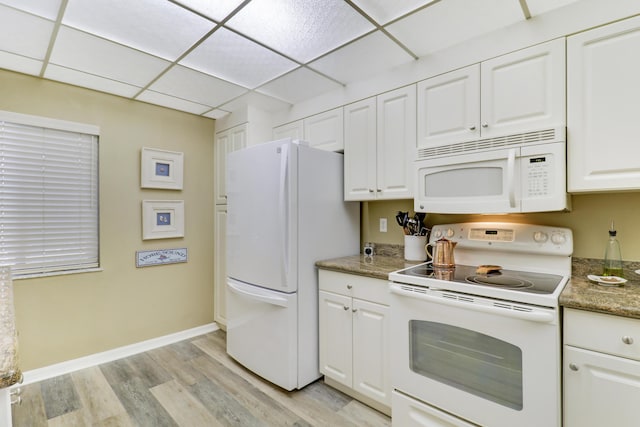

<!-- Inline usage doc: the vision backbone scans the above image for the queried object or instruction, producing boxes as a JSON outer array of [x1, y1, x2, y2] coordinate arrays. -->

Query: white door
[[564, 346, 640, 427], [353, 298, 391, 406], [344, 97, 377, 201], [377, 85, 416, 200], [417, 64, 480, 149], [215, 124, 247, 205], [226, 278, 298, 390], [481, 38, 565, 139], [392, 391, 477, 427], [226, 140, 297, 293], [303, 107, 344, 152], [273, 120, 303, 140], [214, 205, 227, 327], [567, 16, 640, 192], [318, 290, 353, 388]]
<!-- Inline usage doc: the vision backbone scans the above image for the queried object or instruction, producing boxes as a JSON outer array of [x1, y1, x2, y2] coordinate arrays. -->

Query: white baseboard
[[19, 323, 220, 386]]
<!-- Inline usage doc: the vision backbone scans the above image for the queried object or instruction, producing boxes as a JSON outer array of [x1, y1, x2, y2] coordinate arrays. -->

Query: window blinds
[[0, 118, 99, 277]]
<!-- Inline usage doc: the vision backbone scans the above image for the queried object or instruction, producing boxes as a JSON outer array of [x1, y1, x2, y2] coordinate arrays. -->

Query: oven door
[[389, 283, 561, 427]]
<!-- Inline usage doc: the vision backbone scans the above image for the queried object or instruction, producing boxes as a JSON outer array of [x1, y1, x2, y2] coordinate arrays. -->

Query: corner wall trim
[[19, 323, 220, 386]]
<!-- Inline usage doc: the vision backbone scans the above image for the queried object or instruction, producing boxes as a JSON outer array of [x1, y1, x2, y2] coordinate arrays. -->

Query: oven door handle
[[389, 283, 555, 323]]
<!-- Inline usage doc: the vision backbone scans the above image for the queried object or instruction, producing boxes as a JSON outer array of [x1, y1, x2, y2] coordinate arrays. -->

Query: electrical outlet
[[380, 218, 387, 233]]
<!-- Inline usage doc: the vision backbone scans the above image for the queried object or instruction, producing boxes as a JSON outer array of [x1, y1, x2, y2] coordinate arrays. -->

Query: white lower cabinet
[[318, 269, 391, 413], [564, 308, 640, 427]]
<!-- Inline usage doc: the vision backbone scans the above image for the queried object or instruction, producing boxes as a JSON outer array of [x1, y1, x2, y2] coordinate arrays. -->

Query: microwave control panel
[[526, 155, 552, 197]]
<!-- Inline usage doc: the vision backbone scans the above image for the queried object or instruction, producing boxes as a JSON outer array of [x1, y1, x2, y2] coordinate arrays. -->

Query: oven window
[[409, 320, 523, 410], [424, 167, 502, 197]]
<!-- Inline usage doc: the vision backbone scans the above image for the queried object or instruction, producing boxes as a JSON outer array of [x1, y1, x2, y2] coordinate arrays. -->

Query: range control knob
[[445, 228, 455, 238], [551, 232, 566, 245], [533, 231, 548, 243], [433, 229, 442, 239]]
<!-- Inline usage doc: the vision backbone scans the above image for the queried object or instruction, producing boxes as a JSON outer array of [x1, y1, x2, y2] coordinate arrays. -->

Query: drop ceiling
[[0, 0, 579, 119]]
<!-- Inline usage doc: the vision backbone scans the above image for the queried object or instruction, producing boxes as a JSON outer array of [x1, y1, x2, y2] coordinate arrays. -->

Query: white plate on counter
[[587, 275, 627, 286]]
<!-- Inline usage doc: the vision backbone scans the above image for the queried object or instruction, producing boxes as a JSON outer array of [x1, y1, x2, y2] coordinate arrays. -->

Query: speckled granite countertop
[[315, 254, 422, 281], [560, 258, 640, 319], [317, 253, 640, 320]]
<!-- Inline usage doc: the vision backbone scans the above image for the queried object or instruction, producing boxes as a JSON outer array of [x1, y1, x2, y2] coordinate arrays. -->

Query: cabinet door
[[273, 120, 303, 140], [352, 299, 391, 406], [564, 345, 640, 427], [214, 205, 227, 327], [481, 38, 565, 140], [319, 291, 353, 388], [377, 85, 416, 200], [568, 16, 640, 192], [303, 107, 344, 152], [344, 97, 377, 201], [214, 124, 247, 204], [417, 64, 479, 149]]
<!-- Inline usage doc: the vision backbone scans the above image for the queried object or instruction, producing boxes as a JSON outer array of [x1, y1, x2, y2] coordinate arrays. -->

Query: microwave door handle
[[507, 148, 517, 208]]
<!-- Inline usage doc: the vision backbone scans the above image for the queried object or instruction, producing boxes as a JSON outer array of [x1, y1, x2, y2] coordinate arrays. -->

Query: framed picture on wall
[[142, 200, 184, 240], [141, 147, 184, 190]]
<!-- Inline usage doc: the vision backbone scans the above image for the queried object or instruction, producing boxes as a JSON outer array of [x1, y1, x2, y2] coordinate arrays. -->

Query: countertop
[[317, 254, 640, 321]]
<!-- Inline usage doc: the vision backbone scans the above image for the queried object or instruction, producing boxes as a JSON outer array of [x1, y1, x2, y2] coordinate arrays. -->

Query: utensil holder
[[404, 235, 428, 261]]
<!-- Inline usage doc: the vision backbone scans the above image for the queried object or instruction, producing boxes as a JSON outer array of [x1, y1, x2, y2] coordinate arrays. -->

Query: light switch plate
[[380, 218, 387, 232]]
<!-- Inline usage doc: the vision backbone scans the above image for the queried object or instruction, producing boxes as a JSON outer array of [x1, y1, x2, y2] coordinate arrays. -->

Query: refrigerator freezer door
[[226, 278, 298, 390], [226, 139, 298, 293]]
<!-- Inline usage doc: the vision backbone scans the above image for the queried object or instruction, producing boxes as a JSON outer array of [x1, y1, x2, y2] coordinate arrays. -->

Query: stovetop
[[396, 263, 565, 295]]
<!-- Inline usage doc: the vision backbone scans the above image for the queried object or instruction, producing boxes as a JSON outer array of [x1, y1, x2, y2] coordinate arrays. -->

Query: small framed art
[[142, 200, 184, 240], [141, 147, 184, 190]]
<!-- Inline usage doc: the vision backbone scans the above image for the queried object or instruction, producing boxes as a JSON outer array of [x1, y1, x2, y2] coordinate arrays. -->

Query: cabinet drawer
[[564, 308, 640, 360], [318, 269, 389, 305]]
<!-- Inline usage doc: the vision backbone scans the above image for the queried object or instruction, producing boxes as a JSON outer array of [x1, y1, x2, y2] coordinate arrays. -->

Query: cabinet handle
[[482, 123, 488, 128], [376, 189, 382, 192], [346, 284, 352, 290], [352, 308, 358, 313], [469, 125, 476, 131], [622, 336, 634, 345], [369, 189, 374, 193], [569, 363, 579, 371], [343, 306, 349, 311]]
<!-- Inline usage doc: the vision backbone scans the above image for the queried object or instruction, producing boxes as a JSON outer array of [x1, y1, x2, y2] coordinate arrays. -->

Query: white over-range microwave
[[414, 128, 570, 214]]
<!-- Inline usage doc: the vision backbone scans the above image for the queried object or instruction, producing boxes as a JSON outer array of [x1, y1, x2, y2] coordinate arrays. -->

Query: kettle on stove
[[426, 237, 457, 268]]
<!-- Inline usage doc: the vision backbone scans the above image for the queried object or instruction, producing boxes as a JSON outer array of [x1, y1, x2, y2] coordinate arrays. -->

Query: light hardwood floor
[[12, 330, 391, 426]]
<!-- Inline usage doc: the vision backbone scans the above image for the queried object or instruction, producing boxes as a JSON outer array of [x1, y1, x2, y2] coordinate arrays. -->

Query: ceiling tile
[[149, 65, 247, 108], [386, 0, 523, 57], [136, 90, 212, 115], [44, 65, 142, 98], [172, 0, 247, 23], [49, 26, 171, 87], [309, 31, 414, 84], [0, 0, 62, 20], [0, 4, 54, 59], [62, 0, 216, 61], [525, 0, 580, 16], [226, 0, 375, 63], [0, 51, 42, 76], [180, 27, 298, 89], [351, 0, 437, 25], [256, 68, 343, 104]]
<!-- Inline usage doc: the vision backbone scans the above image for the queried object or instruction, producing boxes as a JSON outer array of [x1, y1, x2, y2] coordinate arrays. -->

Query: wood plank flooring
[[12, 330, 391, 427]]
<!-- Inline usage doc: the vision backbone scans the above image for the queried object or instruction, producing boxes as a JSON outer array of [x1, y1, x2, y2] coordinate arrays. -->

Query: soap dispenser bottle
[[603, 220, 623, 277]]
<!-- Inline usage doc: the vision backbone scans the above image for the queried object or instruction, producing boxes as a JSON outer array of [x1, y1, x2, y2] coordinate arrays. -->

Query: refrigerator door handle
[[278, 143, 289, 283], [227, 279, 289, 308]]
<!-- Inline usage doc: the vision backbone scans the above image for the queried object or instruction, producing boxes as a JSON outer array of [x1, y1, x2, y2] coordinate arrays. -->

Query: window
[[0, 111, 99, 278]]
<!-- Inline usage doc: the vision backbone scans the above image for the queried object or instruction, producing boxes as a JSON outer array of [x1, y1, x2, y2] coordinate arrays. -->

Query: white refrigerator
[[225, 138, 360, 391]]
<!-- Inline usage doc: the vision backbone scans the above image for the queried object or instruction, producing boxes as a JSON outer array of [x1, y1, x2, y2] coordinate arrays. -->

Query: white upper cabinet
[[567, 16, 640, 192], [417, 65, 480, 148], [303, 107, 344, 151], [481, 39, 565, 139], [418, 39, 565, 151], [273, 120, 303, 140], [344, 86, 416, 201]]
